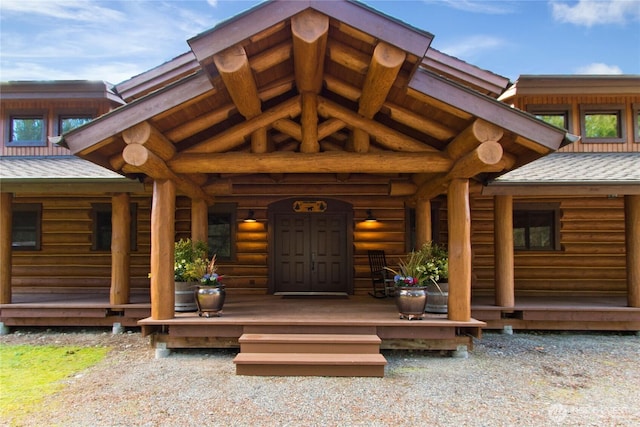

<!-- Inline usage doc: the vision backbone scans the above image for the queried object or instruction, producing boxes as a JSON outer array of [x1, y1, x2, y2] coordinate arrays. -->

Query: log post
[[494, 195, 515, 307], [110, 193, 131, 305], [0, 192, 12, 304], [150, 180, 176, 320], [415, 198, 432, 249], [625, 195, 640, 307], [447, 179, 471, 321], [191, 198, 208, 245]]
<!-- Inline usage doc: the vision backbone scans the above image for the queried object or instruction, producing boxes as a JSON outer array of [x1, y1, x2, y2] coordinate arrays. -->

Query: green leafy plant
[[174, 238, 208, 282], [386, 242, 448, 288]]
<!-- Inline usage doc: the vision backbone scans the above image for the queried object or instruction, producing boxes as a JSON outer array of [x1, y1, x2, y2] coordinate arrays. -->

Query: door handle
[[311, 252, 316, 272]]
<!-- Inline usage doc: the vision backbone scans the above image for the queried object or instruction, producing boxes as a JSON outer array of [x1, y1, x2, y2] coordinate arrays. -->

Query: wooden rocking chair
[[368, 250, 395, 298]]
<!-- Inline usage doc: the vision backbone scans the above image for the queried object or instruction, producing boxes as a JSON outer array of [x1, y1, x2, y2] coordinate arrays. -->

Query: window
[[6, 112, 47, 146], [91, 203, 138, 251], [580, 104, 626, 143], [527, 105, 572, 132], [513, 204, 560, 251], [58, 115, 92, 134], [208, 204, 236, 261], [12, 204, 42, 250]]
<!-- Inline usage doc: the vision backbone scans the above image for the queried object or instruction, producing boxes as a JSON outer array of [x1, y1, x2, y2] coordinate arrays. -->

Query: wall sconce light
[[244, 210, 257, 223], [364, 209, 377, 223]]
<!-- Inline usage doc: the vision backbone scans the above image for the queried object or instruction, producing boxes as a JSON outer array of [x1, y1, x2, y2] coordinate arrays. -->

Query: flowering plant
[[385, 242, 448, 288], [174, 238, 208, 282], [200, 254, 223, 287]]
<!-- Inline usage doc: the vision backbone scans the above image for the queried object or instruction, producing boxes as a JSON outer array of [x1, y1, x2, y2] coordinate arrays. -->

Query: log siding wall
[[471, 195, 627, 297], [10, 194, 152, 292]]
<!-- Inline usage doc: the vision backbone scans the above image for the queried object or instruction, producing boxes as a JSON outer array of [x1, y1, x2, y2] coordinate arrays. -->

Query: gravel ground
[[1, 327, 639, 427]]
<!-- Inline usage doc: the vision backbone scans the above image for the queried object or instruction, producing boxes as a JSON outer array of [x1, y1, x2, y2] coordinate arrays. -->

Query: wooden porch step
[[234, 333, 387, 377], [238, 333, 382, 354], [234, 353, 387, 377]]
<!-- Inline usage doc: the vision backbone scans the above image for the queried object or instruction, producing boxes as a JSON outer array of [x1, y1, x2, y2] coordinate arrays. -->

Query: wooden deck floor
[[1, 292, 638, 342]]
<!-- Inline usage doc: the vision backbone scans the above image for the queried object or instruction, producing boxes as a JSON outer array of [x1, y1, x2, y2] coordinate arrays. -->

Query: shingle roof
[[491, 152, 640, 185], [0, 156, 127, 180]]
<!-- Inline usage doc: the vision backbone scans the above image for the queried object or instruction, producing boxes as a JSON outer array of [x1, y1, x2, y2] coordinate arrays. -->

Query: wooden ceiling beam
[[292, 9, 329, 94], [183, 95, 301, 154], [353, 42, 406, 153], [272, 119, 302, 141], [122, 144, 212, 203], [292, 10, 328, 153], [318, 118, 347, 141], [383, 102, 457, 141], [165, 104, 236, 142], [213, 44, 267, 153], [317, 96, 437, 152], [169, 151, 452, 174]]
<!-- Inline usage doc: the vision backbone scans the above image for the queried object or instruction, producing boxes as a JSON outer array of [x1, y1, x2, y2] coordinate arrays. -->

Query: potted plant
[[386, 242, 448, 319], [194, 254, 226, 317], [174, 238, 208, 312]]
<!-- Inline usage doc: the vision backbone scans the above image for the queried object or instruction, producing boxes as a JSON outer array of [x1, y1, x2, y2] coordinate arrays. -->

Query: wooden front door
[[270, 199, 353, 294]]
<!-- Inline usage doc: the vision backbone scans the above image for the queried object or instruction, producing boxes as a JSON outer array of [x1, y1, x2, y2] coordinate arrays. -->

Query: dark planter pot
[[395, 286, 427, 320], [195, 285, 226, 317], [426, 282, 448, 314], [175, 281, 197, 312]]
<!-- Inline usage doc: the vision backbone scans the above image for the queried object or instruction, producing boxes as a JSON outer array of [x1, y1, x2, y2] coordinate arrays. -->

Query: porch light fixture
[[244, 210, 257, 223], [364, 210, 377, 223]]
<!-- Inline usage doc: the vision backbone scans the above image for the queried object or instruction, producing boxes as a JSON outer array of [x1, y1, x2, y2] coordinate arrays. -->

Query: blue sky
[[1, 0, 639, 85]]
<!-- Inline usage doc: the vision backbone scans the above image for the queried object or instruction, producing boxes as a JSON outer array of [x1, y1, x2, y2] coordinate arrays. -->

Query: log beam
[[191, 198, 209, 244], [353, 42, 405, 153], [0, 192, 12, 304], [415, 198, 432, 248], [272, 119, 302, 142], [447, 178, 471, 322], [122, 121, 176, 161], [214, 45, 261, 118], [123, 144, 212, 203], [150, 180, 176, 320], [291, 9, 329, 94], [626, 195, 640, 307], [214, 44, 267, 153], [494, 195, 515, 308], [170, 151, 452, 174], [184, 95, 301, 154], [300, 92, 319, 152], [165, 104, 236, 142], [446, 119, 504, 160], [110, 193, 131, 305], [317, 96, 436, 152], [413, 140, 503, 201]]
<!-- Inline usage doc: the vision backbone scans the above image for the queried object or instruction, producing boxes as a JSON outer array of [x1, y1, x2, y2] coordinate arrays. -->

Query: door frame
[[267, 197, 354, 294]]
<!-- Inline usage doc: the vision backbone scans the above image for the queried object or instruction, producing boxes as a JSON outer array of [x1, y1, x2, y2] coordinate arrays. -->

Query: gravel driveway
[[2, 328, 639, 426]]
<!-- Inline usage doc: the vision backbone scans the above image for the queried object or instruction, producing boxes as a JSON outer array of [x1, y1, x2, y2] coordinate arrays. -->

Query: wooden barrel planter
[[426, 282, 448, 314], [175, 281, 197, 312]]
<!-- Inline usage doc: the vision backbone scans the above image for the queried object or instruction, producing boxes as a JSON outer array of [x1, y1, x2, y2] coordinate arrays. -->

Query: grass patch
[[0, 344, 109, 421]]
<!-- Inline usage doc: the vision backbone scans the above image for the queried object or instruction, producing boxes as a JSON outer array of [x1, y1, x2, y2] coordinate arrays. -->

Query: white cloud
[[0, 0, 124, 22], [551, 0, 640, 27], [423, 0, 515, 14], [207, 0, 218, 7], [575, 62, 624, 74], [440, 35, 507, 60]]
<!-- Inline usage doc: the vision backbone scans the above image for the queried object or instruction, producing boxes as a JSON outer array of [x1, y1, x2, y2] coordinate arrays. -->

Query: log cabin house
[[1, 1, 639, 361]]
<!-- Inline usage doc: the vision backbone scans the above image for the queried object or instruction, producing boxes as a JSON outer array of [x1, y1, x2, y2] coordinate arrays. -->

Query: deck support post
[[0, 192, 12, 304], [494, 195, 515, 307], [447, 178, 471, 321], [191, 198, 208, 244], [625, 195, 640, 307], [415, 198, 432, 248], [150, 179, 176, 320], [110, 193, 131, 305]]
